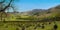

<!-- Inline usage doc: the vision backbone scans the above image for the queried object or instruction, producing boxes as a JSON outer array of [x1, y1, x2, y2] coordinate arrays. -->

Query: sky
[[14, 0, 60, 12]]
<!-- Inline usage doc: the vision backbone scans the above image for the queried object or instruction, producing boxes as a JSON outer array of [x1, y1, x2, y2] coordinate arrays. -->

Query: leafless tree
[[0, 0, 15, 21]]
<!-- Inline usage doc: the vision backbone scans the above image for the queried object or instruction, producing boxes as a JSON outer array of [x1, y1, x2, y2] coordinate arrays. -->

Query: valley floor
[[0, 21, 60, 30]]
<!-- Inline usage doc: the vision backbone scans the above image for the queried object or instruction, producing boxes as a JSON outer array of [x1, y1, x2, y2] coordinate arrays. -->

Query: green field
[[0, 21, 60, 30]]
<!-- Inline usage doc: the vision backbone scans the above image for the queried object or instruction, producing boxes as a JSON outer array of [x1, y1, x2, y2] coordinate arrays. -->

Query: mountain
[[48, 5, 60, 13], [20, 5, 60, 16], [22, 9, 49, 16]]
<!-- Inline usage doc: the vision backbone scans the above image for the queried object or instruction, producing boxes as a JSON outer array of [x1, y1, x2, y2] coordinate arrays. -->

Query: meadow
[[0, 21, 60, 30]]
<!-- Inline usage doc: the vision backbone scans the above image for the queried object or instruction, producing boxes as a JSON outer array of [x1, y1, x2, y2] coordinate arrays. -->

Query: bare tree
[[0, 0, 14, 21]]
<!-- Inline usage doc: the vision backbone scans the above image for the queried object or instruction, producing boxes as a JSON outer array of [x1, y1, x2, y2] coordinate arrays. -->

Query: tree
[[0, 0, 15, 21]]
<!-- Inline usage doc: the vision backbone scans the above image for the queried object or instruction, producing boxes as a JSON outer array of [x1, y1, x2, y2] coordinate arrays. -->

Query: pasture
[[0, 21, 60, 30]]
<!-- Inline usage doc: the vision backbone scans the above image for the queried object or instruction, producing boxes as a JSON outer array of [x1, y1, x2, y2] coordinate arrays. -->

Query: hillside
[[17, 5, 60, 21], [0, 5, 60, 21]]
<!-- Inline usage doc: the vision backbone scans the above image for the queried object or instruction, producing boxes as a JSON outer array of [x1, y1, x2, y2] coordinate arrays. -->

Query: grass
[[0, 21, 60, 30]]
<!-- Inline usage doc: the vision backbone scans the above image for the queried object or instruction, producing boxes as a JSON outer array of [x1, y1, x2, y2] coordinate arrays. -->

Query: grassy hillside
[[0, 5, 60, 21]]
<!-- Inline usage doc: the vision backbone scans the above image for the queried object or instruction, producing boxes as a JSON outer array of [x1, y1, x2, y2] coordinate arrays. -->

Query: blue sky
[[14, 0, 60, 12]]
